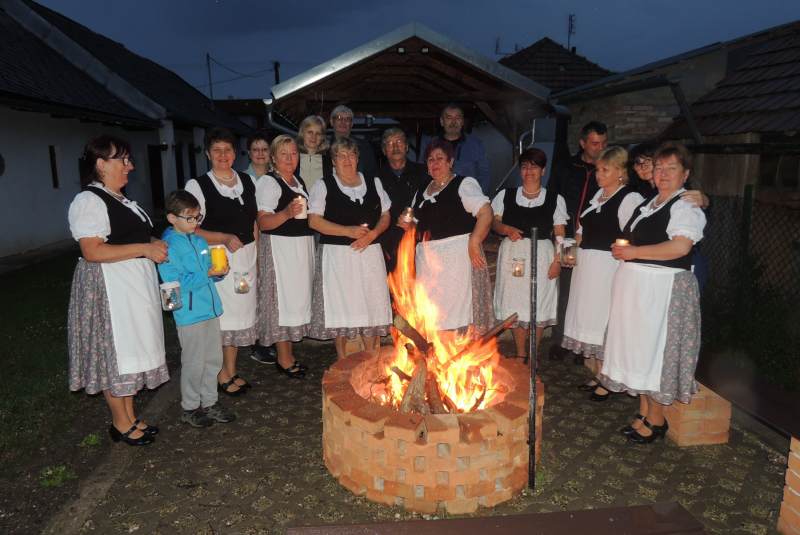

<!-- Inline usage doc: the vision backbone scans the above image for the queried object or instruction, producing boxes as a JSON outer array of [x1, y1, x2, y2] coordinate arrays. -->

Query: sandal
[[133, 418, 159, 435], [577, 378, 600, 392], [231, 374, 252, 391], [275, 361, 306, 379], [218, 378, 247, 396], [620, 414, 646, 436]]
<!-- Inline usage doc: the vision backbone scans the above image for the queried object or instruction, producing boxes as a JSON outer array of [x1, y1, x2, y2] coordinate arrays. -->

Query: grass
[[39, 465, 77, 487], [78, 433, 102, 448]]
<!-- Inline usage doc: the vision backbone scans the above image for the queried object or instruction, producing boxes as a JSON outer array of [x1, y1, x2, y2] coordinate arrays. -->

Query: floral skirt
[[67, 259, 169, 397], [221, 327, 257, 347], [256, 235, 310, 345], [601, 270, 701, 405]]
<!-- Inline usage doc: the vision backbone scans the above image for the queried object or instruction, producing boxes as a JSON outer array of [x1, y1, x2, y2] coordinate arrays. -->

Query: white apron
[[322, 243, 392, 328], [216, 241, 258, 331], [416, 234, 473, 330], [563, 248, 619, 345], [602, 262, 683, 391], [271, 235, 314, 326], [493, 237, 557, 324], [102, 258, 165, 375]]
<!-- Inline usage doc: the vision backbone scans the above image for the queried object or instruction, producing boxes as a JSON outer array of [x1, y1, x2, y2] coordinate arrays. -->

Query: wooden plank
[[287, 502, 704, 535], [475, 100, 515, 145]]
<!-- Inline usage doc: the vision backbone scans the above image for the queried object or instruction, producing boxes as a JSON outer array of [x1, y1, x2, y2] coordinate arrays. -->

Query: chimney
[[571, 46, 576, 54]]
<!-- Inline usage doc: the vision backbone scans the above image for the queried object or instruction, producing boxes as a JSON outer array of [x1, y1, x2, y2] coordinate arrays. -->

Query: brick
[[322, 381, 355, 404], [669, 419, 705, 436], [423, 414, 460, 443], [444, 497, 479, 515], [341, 448, 367, 472], [471, 451, 501, 470], [426, 485, 457, 501], [666, 430, 729, 446], [486, 462, 515, 481], [787, 468, 800, 491], [704, 395, 732, 409], [449, 469, 481, 486], [503, 466, 528, 491], [324, 453, 341, 478], [781, 502, 800, 531], [350, 403, 393, 434], [704, 419, 731, 434], [405, 469, 438, 487], [384, 480, 414, 499], [467, 480, 494, 498], [479, 488, 513, 508], [674, 407, 732, 423], [790, 453, 800, 474], [328, 357, 364, 373], [778, 516, 800, 535], [339, 475, 366, 495], [482, 432, 513, 453], [484, 402, 528, 434], [406, 438, 439, 457], [366, 430, 387, 450], [366, 488, 395, 507], [792, 438, 800, 454], [329, 392, 370, 424], [451, 441, 482, 457], [785, 486, 800, 514], [404, 498, 437, 514], [367, 461, 397, 483], [349, 466, 372, 488], [385, 452, 414, 471], [426, 456, 458, 472], [458, 412, 498, 443], [384, 412, 426, 442]]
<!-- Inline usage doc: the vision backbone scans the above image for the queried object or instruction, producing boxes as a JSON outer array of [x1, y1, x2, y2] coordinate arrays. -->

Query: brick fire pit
[[321, 347, 544, 515]]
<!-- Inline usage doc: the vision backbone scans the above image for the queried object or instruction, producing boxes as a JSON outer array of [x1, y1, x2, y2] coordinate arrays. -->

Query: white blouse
[[576, 188, 644, 235], [628, 189, 706, 243], [491, 188, 569, 226], [185, 172, 258, 215], [308, 173, 391, 215], [68, 183, 150, 241], [412, 176, 488, 217], [256, 174, 308, 214]]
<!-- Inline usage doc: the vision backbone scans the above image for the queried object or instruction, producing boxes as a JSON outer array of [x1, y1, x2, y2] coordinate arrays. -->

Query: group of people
[[67, 107, 705, 448]]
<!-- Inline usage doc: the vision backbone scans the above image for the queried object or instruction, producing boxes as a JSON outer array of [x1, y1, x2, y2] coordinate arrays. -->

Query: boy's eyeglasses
[[176, 214, 204, 224]]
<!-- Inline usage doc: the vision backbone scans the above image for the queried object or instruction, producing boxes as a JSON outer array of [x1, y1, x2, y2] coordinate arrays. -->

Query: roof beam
[[475, 100, 515, 145]]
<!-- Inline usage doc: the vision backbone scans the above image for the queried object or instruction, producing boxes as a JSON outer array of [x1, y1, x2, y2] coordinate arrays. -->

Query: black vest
[[623, 194, 692, 270], [500, 187, 557, 242], [319, 174, 382, 245], [579, 186, 633, 251], [261, 175, 313, 237], [195, 173, 258, 245], [414, 176, 476, 242], [87, 188, 152, 248]]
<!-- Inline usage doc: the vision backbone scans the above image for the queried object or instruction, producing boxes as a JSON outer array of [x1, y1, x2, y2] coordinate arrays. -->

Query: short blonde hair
[[268, 135, 298, 173], [330, 136, 360, 160], [595, 146, 629, 185]]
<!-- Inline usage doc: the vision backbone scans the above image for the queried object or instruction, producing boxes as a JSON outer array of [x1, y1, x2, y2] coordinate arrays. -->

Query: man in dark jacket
[[329, 105, 377, 175], [373, 127, 429, 274], [545, 121, 608, 361]]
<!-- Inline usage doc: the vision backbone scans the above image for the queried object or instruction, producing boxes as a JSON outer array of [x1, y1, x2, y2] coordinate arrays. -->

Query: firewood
[[440, 313, 518, 373], [425, 374, 448, 414], [442, 392, 460, 414], [469, 386, 486, 412], [393, 315, 431, 353], [400, 355, 430, 414], [391, 366, 412, 382]]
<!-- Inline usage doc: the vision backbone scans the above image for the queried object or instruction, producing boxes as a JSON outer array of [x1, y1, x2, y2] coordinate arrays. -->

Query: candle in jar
[[361, 223, 369, 228], [237, 279, 248, 293], [402, 207, 414, 223], [294, 196, 308, 219], [513, 265, 523, 277], [616, 239, 629, 246]]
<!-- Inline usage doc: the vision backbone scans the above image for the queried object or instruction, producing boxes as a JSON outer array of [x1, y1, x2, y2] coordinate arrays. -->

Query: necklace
[[102, 186, 125, 201], [522, 185, 542, 196], [653, 190, 680, 209], [212, 170, 236, 182], [433, 173, 455, 189], [599, 186, 620, 201]]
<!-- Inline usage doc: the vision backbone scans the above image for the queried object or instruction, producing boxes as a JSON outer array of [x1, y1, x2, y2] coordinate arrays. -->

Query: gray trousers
[[177, 317, 223, 410]]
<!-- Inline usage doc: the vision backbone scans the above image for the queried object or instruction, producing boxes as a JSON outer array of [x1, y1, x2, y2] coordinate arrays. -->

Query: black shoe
[[218, 378, 247, 396], [293, 361, 309, 372], [588, 387, 615, 402], [133, 418, 159, 435], [251, 344, 277, 364], [231, 374, 252, 391], [577, 378, 600, 392], [620, 414, 646, 436], [275, 361, 306, 378], [628, 418, 669, 444], [109, 424, 155, 446], [572, 353, 585, 366], [548, 345, 565, 361]]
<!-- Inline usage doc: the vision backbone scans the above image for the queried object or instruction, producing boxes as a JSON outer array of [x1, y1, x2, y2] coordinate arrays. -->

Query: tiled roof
[[0, 8, 158, 127], [498, 37, 613, 94], [662, 22, 800, 138], [22, 0, 249, 134]]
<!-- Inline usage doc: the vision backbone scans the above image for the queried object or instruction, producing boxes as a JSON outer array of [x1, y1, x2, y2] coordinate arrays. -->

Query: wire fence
[[700, 188, 800, 394]]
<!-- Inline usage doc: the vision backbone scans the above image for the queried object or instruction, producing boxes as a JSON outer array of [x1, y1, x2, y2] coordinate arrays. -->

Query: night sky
[[34, 0, 800, 99]]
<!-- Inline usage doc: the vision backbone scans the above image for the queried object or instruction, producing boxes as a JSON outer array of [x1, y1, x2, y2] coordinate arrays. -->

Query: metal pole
[[527, 227, 538, 490], [206, 53, 214, 110]]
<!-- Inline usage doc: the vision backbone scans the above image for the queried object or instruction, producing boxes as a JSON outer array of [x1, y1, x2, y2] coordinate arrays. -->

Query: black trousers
[[551, 266, 573, 347]]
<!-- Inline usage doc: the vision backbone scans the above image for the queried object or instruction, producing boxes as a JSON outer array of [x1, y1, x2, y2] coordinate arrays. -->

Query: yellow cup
[[209, 245, 228, 269]]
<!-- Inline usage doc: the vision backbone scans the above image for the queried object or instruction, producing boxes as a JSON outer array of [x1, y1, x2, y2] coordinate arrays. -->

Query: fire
[[384, 229, 501, 412]]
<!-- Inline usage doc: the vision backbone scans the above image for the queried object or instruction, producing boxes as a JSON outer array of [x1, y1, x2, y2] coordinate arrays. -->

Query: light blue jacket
[[157, 227, 224, 327], [420, 132, 492, 194]]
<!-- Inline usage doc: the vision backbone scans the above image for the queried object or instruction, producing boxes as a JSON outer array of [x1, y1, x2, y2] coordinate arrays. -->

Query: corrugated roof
[[22, 0, 249, 134], [0, 8, 159, 127], [662, 21, 800, 139], [498, 37, 613, 94]]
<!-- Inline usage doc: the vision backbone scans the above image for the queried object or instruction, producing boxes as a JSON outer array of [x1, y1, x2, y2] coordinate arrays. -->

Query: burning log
[[391, 366, 412, 382], [399, 355, 430, 414], [439, 313, 518, 372], [425, 374, 448, 414], [393, 315, 431, 353], [469, 386, 486, 412]]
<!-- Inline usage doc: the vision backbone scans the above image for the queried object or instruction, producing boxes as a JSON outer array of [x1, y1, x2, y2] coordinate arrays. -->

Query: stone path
[[71, 336, 788, 534]]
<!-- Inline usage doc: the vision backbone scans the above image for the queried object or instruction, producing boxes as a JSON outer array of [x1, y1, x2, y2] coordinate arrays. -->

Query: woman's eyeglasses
[[111, 157, 135, 166], [633, 159, 653, 170]]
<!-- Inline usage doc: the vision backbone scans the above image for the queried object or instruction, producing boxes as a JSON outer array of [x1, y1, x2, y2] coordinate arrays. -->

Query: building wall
[[0, 107, 160, 257]]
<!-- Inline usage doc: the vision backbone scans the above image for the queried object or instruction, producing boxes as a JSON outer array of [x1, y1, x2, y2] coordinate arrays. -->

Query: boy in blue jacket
[[158, 190, 236, 428]]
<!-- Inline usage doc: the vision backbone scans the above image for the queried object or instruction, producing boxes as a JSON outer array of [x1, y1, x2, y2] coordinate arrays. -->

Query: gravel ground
[[73, 335, 788, 534]]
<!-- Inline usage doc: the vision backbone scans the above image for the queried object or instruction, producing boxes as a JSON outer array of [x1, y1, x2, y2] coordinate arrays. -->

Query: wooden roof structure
[[270, 23, 549, 147]]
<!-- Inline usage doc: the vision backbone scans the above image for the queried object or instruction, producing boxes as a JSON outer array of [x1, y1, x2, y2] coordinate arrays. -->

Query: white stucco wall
[[0, 107, 161, 257]]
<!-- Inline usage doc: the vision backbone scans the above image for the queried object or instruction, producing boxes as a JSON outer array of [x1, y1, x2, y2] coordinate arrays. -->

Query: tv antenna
[[567, 14, 576, 50], [495, 38, 519, 57]]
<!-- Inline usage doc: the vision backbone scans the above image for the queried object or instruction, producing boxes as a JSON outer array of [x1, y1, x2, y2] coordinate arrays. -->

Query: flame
[[384, 229, 501, 412]]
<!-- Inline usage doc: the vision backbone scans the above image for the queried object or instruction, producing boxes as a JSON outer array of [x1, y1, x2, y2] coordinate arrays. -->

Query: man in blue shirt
[[419, 103, 492, 194], [328, 105, 377, 175]]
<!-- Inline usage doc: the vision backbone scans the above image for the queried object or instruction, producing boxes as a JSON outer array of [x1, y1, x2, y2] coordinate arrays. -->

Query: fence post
[[740, 184, 754, 264]]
